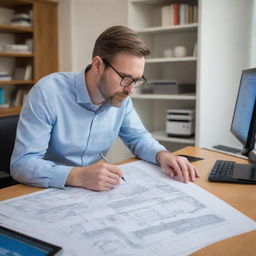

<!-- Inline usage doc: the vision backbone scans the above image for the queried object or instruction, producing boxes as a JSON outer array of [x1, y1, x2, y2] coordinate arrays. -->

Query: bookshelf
[[128, 0, 199, 150], [0, 0, 58, 116]]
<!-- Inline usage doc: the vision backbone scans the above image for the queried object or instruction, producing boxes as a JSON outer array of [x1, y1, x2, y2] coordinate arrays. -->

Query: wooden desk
[[1, 147, 255, 255]]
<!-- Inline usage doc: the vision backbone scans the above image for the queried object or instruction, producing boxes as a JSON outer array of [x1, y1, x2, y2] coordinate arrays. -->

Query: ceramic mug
[[163, 48, 173, 58], [174, 46, 187, 57]]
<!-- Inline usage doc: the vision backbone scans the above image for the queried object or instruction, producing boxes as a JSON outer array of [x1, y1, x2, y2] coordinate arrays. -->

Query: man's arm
[[11, 83, 123, 190], [119, 98, 166, 164], [156, 150, 200, 183], [10, 85, 71, 188], [119, 98, 199, 183], [66, 163, 122, 191]]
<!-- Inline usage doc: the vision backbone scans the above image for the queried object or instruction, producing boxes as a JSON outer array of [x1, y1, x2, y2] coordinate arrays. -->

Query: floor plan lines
[[0, 160, 255, 256]]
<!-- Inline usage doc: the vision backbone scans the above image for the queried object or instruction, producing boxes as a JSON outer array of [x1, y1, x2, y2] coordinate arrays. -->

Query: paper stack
[[0, 72, 11, 81], [3, 44, 31, 53], [10, 13, 32, 27]]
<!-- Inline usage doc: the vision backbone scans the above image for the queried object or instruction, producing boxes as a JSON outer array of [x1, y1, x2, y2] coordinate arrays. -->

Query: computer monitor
[[231, 68, 256, 162]]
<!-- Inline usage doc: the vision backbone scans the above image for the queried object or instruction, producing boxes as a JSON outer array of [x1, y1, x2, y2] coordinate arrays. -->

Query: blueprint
[[0, 160, 255, 256]]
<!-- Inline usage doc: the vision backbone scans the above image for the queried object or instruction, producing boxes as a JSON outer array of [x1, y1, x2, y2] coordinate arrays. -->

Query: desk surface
[[0, 146, 255, 256]]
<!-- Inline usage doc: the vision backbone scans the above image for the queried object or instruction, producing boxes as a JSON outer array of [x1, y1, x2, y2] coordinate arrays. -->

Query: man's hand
[[66, 162, 123, 191], [156, 150, 200, 183]]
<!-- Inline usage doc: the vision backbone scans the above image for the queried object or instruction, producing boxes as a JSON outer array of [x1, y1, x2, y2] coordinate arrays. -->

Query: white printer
[[166, 109, 195, 138]]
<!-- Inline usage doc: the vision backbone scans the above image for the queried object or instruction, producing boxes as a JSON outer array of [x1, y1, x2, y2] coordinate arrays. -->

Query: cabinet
[[0, 0, 58, 117], [128, 0, 199, 151]]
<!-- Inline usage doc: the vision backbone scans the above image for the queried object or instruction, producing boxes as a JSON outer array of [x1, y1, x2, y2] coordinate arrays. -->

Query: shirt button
[[89, 138, 92, 142]]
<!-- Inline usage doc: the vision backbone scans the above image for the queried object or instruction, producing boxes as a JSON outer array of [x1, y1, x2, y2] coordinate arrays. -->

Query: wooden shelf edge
[[0, 106, 22, 117], [0, 24, 33, 33], [0, 80, 34, 85], [0, 52, 34, 57], [0, 0, 33, 9]]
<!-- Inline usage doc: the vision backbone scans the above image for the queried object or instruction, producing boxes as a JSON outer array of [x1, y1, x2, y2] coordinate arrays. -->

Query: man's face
[[97, 52, 145, 107]]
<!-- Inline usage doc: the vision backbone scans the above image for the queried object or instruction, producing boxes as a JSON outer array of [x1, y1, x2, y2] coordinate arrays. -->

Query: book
[[9, 12, 32, 27], [24, 65, 32, 80], [0, 72, 11, 81], [179, 4, 186, 25], [161, 5, 171, 26], [193, 5, 198, 23], [4, 44, 31, 53], [0, 88, 5, 104], [173, 3, 180, 25], [13, 89, 29, 106]]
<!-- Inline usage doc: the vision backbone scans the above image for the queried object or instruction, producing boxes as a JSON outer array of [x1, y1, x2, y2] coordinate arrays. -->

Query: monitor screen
[[231, 68, 256, 149]]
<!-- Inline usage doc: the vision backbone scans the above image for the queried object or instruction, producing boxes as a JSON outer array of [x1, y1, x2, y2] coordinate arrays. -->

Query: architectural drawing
[[0, 160, 255, 256]]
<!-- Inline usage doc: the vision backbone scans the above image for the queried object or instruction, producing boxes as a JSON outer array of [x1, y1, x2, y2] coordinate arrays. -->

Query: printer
[[166, 109, 195, 138]]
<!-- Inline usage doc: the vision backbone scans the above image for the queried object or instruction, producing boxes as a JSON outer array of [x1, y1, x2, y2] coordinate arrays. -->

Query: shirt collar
[[75, 68, 130, 112], [75, 69, 92, 105], [75, 69, 108, 112]]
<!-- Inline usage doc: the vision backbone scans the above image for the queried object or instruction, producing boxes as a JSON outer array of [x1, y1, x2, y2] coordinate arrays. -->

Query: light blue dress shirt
[[10, 70, 166, 188]]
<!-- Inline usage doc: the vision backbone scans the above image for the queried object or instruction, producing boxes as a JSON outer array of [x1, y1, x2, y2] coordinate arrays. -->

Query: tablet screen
[[0, 226, 62, 256]]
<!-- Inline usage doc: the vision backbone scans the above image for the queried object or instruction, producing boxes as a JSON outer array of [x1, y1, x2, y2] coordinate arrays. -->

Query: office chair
[[0, 115, 19, 188]]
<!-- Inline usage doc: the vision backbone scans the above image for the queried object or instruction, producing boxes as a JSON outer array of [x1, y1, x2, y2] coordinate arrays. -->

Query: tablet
[[0, 226, 62, 256]]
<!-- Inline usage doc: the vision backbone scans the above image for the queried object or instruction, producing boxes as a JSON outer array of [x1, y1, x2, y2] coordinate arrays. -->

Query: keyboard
[[208, 160, 235, 182]]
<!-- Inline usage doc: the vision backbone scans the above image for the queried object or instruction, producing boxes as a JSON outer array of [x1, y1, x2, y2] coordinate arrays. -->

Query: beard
[[109, 90, 129, 107], [97, 73, 130, 107]]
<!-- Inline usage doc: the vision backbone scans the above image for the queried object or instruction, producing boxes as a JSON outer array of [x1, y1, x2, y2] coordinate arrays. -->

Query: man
[[11, 26, 199, 191]]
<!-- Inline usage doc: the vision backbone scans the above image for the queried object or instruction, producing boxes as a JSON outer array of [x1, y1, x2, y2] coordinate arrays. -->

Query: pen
[[99, 153, 126, 182]]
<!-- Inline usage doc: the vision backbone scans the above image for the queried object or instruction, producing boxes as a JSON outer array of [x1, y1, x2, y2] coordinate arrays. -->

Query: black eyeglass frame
[[102, 59, 147, 88]]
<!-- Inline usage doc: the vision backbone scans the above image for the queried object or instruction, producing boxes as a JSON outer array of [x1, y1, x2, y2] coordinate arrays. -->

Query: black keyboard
[[208, 160, 235, 182]]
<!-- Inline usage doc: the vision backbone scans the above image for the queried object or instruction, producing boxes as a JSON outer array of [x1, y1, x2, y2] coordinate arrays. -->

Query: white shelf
[[131, 94, 196, 100], [130, 0, 170, 5], [146, 57, 197, 63], [152, 131, 195, 144], [135, 23, 198, 34], [128, 0, 199, 150]]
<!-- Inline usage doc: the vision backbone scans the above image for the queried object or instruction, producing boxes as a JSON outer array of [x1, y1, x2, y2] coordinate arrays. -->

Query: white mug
[[163, 48, 173, 58], [174, 46, 187, 57]]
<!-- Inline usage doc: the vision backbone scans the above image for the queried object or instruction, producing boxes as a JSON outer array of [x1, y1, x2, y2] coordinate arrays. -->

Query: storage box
[[151, 80, 195, 94]]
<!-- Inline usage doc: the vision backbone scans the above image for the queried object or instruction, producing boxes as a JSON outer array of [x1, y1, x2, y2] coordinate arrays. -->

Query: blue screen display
[[0, 233, 49, 256], [232, 70, 256, 143]]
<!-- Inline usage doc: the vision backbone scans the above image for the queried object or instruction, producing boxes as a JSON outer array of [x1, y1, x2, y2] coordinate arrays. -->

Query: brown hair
[[92, 26, 151, 62]]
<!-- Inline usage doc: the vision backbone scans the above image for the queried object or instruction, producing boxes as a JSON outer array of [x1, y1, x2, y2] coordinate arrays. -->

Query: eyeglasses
[[102, 59, 147, 88]]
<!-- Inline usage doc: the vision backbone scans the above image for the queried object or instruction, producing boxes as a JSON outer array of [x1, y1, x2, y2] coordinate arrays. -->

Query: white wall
[[68, 0, 128, 71], [59, 0, 128, 72], [58, 0, 72, 71], [197, 0, 255, 148]]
